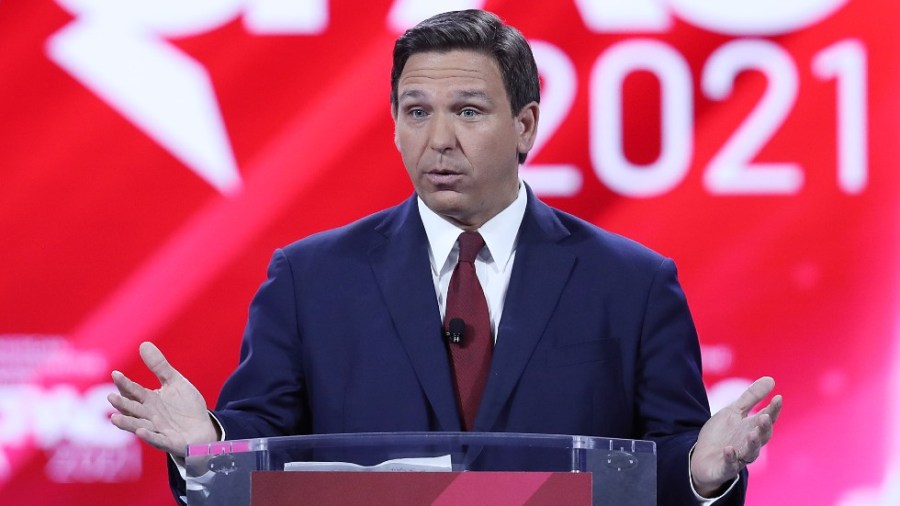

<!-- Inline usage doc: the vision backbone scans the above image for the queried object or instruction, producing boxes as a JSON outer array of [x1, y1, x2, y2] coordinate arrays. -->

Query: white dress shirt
[[417, 182, 528, 341]]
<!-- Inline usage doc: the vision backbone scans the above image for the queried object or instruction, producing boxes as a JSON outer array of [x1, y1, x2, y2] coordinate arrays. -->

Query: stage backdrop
[[1, 1, 898, 504]]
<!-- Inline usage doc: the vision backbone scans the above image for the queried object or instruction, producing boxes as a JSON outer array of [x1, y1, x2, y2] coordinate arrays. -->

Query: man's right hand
[[108, 341, 218, 458]]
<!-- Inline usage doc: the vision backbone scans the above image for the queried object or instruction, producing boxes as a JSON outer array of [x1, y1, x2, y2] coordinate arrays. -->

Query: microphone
[[446, 318, 465, 344]]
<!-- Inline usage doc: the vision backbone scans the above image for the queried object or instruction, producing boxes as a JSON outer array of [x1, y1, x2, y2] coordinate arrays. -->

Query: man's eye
[[409, 109, 427, 118], [460, 109, 480, 118]]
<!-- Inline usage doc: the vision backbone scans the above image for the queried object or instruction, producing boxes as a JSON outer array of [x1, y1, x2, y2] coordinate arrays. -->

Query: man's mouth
[[425, 170, 464, 186]]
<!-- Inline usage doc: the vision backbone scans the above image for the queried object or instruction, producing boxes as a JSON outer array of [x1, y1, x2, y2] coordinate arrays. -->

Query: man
[[109, 9, 781, 505]]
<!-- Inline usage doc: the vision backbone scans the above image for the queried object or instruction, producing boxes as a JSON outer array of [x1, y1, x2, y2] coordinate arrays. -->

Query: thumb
[[139, 341, 180, 385], [731, 376, 775, 416]]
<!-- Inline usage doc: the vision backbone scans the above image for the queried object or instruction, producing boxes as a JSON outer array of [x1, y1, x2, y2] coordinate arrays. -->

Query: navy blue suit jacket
[[170, 189, 746, 505]]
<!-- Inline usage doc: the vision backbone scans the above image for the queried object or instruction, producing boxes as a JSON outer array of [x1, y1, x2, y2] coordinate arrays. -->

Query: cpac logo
[[0, 383, 139, 483], [46, 0, 847, 196]]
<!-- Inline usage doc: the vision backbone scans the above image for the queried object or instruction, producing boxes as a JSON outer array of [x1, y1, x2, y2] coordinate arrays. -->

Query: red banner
[[1, 1, 898, 504]]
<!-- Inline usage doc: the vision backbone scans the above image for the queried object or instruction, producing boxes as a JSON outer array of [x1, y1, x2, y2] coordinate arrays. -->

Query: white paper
[[284, 454, 452, 472]]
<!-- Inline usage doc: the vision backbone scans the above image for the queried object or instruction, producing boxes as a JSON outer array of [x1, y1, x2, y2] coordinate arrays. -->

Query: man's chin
[[421, 195, 475, 225], [425, 200, 464, 218]]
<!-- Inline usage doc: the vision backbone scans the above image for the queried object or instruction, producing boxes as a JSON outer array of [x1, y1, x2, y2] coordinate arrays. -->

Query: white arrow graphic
[[47, 16, 243, 195]]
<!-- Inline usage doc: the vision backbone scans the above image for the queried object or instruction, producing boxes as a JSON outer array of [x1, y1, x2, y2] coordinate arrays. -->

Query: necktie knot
[[457, 232, 485, 264]]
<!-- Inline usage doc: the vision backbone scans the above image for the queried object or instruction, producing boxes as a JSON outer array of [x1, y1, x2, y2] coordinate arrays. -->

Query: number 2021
[[522, 38, 867, 198]]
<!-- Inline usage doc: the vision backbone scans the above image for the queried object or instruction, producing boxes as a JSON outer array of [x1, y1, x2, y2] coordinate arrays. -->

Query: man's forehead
[[398, 50, 501, 83], [397, 71, 490, 92]]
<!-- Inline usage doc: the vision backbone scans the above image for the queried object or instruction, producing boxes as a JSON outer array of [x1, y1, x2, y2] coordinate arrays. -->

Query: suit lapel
[[368, 196, 462, 431], [474, 189, 575, 431]]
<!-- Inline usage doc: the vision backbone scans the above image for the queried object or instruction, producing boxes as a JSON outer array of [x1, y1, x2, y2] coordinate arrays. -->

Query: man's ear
[[515, 102, 540, 155]]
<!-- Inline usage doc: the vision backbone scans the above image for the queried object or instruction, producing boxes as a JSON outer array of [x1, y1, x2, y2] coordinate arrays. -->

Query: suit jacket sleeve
[[214, 248, 310, 439]]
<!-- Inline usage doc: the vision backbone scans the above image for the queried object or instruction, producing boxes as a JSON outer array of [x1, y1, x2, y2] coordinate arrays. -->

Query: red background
[[1, 1, 898, 504]]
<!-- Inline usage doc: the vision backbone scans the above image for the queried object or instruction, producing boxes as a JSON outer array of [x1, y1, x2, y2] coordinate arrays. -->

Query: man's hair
[[390, 10, 540, 164]]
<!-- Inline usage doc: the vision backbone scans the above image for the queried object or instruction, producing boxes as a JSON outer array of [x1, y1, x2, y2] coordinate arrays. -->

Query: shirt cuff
[[171, 411, 227, 484], [688, 444, 740, 505]]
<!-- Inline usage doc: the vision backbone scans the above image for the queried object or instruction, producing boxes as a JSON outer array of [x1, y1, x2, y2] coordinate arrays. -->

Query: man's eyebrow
[[397, 89, 494, 104], [455, 90, 493, 103], [398, 89, 426, 101]]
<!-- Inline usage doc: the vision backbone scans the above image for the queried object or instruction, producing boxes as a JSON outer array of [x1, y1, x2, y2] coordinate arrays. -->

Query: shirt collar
[[418, 182, 528, 276]]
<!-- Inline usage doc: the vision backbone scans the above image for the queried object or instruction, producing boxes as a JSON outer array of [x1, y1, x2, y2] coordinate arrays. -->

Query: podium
[[185, 432, 656, 505]]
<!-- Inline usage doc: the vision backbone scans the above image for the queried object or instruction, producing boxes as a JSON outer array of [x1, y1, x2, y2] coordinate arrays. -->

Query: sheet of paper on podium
[[284, 454, 452, 472]]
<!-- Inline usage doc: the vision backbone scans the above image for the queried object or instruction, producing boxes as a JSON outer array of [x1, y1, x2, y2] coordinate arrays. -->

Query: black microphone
[[446, 318, 465, 344]]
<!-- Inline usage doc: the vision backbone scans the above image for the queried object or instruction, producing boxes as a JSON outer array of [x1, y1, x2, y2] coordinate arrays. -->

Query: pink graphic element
[[431, 472, 550, 505], [187, 439, 251, 457]]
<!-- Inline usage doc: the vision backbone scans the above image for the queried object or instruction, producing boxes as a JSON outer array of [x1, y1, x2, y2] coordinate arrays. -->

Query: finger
[[136, 427, 183, 456], [755, 394, 782, 418], [139, 341, 180, 385], [107, 391, 149, 420], [110, 412, 155, 435], [739, 425, 763, 464], [761, 394, 783, 424], [731, 376, 775, 416], [111, 370, 147, 403], [724, 446, 739, 464], [723, 446, 743, 471], [754, 413, 774, 443], [750, 398, 780, 444]]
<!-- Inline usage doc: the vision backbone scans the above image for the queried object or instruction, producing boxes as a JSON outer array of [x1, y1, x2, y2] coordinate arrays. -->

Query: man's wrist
[[690, 459, 728, 498], [689, 444, 739, 502], [693, 479, 727, 498]]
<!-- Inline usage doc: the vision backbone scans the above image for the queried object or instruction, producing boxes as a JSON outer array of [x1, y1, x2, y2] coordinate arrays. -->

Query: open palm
[[108, 342, 218, 457]]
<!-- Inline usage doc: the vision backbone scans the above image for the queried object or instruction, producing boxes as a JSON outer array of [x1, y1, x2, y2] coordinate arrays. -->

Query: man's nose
[[428, 112, 456, 152]]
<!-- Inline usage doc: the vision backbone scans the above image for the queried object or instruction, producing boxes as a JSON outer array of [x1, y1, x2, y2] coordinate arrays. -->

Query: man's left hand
[[690, 376, 783, 497]]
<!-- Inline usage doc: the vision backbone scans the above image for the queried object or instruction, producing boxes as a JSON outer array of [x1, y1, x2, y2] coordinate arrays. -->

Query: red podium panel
[[251, 471, 592, 505]]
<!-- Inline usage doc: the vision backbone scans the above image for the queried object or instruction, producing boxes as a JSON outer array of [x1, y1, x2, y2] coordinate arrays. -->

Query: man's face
[[393, 50, 538, 230]]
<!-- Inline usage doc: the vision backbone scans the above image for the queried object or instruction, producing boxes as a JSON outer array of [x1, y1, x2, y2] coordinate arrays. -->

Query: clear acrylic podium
[[185, 432, 656, 505]]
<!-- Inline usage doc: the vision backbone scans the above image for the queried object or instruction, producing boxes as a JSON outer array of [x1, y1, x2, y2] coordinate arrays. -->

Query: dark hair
[[390, 10, 540, 163]]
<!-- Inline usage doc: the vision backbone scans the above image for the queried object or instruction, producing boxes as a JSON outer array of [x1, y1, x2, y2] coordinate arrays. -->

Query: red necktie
[[444, 231, 492, 430]]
